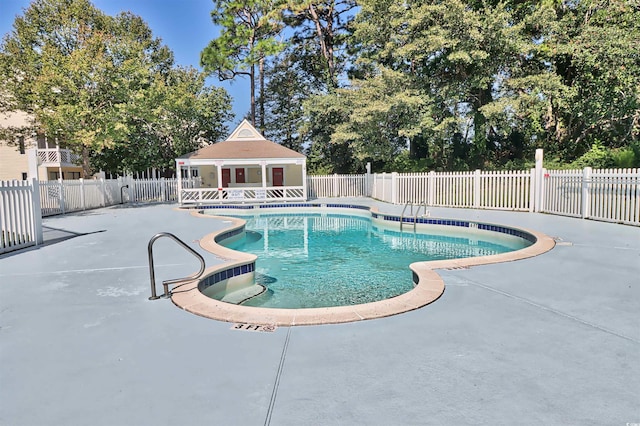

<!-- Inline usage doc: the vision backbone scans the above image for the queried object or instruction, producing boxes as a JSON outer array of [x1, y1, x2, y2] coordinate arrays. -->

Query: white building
[[0, 111, 82, 181], [176, 120, 308, 204]]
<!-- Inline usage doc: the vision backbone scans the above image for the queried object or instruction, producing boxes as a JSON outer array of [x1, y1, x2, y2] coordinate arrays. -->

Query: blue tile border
[[199, 262, 256, 291], [199, 203, 537, 245], [214, 225, 245, 243]]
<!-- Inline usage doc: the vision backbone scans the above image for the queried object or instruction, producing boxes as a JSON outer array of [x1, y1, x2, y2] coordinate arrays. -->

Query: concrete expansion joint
[[264, 327, 292, 426]]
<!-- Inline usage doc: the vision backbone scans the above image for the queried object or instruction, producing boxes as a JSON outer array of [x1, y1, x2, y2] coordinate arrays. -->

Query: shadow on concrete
[[0, 226, 106, 259], [42, 226, 106, 246]]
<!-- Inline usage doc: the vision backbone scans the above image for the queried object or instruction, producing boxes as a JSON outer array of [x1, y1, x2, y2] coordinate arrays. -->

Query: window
[[238, 129, 254, 138], [18, 136, 25, 154], [64, 172, 81, 180], [37, 133, 47, 149], [21, 172, 28, 180]]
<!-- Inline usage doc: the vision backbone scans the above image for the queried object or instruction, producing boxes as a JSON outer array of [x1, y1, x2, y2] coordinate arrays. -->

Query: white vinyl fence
[[314, 168, 638, 225], [39, 177, 199, 217], [1, 179, 42, 254], [307, 174, 370, 198], [372, 170, 534, 211], [542, 167, 639, 225]]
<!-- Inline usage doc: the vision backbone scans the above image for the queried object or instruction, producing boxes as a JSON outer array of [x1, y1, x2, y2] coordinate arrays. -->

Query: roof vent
[[237, 129, 254, 138]]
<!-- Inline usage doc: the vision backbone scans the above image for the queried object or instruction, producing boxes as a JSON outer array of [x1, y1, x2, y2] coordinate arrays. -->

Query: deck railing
[[37, 148, 80, 165], [180, 186, 305, 204]]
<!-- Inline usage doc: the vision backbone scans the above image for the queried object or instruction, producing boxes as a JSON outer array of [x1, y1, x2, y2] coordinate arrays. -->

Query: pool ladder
[[400, 201, 430, 232], [148, 232, 206, 300]]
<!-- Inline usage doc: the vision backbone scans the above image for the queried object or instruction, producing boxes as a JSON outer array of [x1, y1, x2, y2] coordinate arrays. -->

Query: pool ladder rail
[[148, 232, 206, 300], [400, 201, 430, 232]]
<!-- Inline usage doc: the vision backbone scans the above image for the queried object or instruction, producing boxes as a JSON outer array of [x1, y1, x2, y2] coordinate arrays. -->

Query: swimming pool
[[206, 212, 531, 309], [170, 204, 554, 326]]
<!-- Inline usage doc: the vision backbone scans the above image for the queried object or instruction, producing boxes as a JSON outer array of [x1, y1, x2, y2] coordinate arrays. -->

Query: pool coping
[[170, 206, 556, 326]]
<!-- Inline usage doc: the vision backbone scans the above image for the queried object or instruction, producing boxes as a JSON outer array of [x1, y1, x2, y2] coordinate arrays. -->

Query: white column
[[55, 133, 62, 180], [27, 148, 38, 180], [261, 162, 267, 188], [302, 161, 308, 200], [176, 161, 183, 204], [216, 164, 223, 202]]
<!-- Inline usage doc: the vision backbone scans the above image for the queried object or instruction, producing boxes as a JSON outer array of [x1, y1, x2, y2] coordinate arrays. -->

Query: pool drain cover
[[231, 323, 277, 332]]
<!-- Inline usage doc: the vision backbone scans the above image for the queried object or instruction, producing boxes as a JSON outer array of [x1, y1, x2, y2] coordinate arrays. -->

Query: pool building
[[175, 120, 308, 205]]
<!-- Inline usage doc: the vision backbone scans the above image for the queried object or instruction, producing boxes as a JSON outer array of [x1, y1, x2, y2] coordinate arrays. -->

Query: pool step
[[221, 284, 267, 305]]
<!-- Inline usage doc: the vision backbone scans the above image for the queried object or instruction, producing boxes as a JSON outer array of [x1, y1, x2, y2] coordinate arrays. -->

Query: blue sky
[[0, 0, 250, 127]]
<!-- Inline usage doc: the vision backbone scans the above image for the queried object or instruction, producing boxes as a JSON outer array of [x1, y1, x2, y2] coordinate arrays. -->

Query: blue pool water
[[217, 213, 531, 309]]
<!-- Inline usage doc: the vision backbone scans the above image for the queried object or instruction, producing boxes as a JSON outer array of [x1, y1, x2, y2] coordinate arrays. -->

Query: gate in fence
[[0, 179, 42, 254]]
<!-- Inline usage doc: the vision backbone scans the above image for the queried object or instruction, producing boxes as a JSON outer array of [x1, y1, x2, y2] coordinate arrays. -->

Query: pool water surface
[[218, 213, 531, 309]]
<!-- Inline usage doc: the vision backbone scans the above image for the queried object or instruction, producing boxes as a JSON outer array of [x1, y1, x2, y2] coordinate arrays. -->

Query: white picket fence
[[307, 174, 370, 198], [1, 180, 42, 254], [381, 170, 534, 211], [311, 168, 639, 225], [542, 168, 639, 225], [1, 166, 639, 253], [39, 177, 199, 217]]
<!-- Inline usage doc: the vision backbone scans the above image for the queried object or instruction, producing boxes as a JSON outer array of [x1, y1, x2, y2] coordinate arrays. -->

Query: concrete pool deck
[[1, 198, 638, 425]]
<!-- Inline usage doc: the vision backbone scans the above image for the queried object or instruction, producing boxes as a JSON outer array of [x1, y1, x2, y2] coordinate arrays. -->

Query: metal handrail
[[412, 201, 429, 232], [400, 201, 430, 232], [400, 201, 413, 231], [148, 232, 206, 300]]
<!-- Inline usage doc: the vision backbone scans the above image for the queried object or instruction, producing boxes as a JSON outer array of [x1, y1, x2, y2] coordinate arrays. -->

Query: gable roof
[[178, 120, 305, 160]]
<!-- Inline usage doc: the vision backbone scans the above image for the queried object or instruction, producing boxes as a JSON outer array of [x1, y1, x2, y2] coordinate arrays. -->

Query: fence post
[[161, 178, 166, 201], [58, 178, 65, 214], [533, 149, 544, 212], [366, 162, 372, 197], [127, 175, 133, 202], [100, 178, 106, 207], [473, 170, 481, 208], [391, 172, 398, 204], [427, 171, 435, 206], [371, 173, 377, 199], [581, 167, 592, 219], [80, 178, 86, 210], [31, 178, 43, 245], [333, 173, 339, 197]]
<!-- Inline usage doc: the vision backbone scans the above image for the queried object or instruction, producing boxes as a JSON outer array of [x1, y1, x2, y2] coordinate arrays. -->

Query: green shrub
[[571, 142, 615, 169], [611, 148, 638, 168]]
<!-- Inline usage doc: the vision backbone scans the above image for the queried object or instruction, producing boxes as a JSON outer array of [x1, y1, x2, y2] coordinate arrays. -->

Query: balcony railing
[[37, 148, 80, 165]]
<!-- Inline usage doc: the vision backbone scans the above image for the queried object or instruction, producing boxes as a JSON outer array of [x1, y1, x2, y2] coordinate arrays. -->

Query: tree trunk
[[308, 3, 336, 88], [259, 57, 265, 133], [250, 62, 256, 126]]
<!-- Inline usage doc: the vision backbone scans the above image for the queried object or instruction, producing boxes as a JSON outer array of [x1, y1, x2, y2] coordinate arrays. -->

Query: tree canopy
[[1, 0, 232, 176], [3, 0, 638, 177], [237, 0, 640, 172]]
